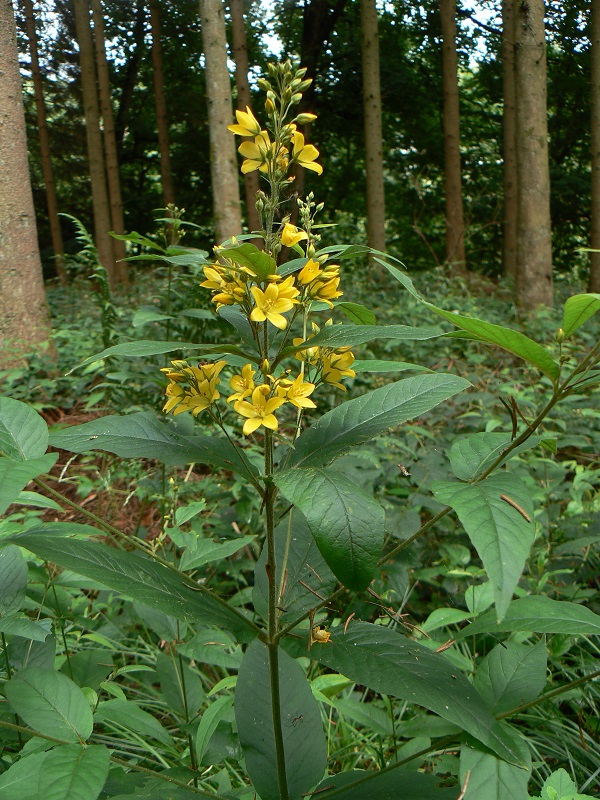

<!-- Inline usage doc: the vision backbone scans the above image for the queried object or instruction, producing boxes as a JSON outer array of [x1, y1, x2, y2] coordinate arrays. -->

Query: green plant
[[1, 63, 600, 800]]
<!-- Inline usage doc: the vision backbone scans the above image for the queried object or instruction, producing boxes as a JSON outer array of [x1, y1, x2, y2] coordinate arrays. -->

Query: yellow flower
[[297, 258, 322, 285], [228, 363, 255, 403], [161, 361, 226, 416], [275, 275, 300, 301], [309, 275, 343, 307], [163, 382, 186, 413], [228, 106, 262, 137], [277, 374, 317, 409], [200, 265, 247, 307], [292, 336, 321, 365], [321, 350, 355, 391], [281, 223, 308, 248], [291, 131, 323, 175], [238, 131, 272, 174], [234, 386, 286, 435], [250, 283, 297, 329]]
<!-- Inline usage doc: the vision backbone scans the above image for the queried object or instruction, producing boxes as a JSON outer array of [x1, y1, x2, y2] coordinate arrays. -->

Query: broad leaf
[[449, 433, 547, 482], [235, 640, 327, 800], [473, 640, 547, 713], [539, 769, 580, 799], [218, 305, 259, 349], [0, 616, 52, 641], [0, 544, 28, 615], [336, 302, 376, 325], [353, 359, 430, 374], [195, 695, 234, 762], [253, 512, 337, 624], [49, 412, 260, 485], [38, 744, 111, 800], [155, 651, 205, 718], [0, 751, 48, 800], [5, 667, 93, 742], [288, 374, 470, 468], [287, 323, 441, 354], [8, 533, 258, 642], [169, 532, 256, 571], [222, 242, 276, 279], [15, 490, 63, 511], [310, 769, 455, 799], [454, 596, 600, 638], [131, 308, 174, 327], [432, 475, 535, 620], [275, 468, 384, 591], [0, 453, 58, 515], [562, 294, 600, 337], [0, 397, 49, 459], [70, 340, 249, 372], [305, 622, 523, 764], [95, 699, 174, 747], [459, 735, 531, 800]]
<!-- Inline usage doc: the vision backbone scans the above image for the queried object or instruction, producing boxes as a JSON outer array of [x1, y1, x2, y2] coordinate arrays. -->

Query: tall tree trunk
[[514, 0, 553, 309], [360, 0, 386, 254], [0, 0, 52, 366], [229, 0, 260, 233], [440, 0, 466, 270], [149, 0, 175, 206], [590, 0, 600, 292], [73, 0, 116, 284], [90, 0, 127, 283], [200, 0, 242, 242], [502, 0, 517, 280], [22, 0, 66, 283], [115, 0, 146, 147]]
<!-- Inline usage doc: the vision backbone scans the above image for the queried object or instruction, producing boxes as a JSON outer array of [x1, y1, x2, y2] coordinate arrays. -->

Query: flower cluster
[[160, 360, 226, 416]]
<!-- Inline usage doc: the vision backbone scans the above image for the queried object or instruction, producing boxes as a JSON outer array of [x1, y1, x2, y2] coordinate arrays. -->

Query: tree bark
[[149, 0, 175, 206], [360, 0, 386, 254], [90, 0, 127, 283], [115, 0, 146, 147], [229, 0, 260, 233], [502, 0, 517, 280], [440, 0, 466, 270], [514, 0, 553, 309], [73, 0, 116, 284], [590, 0, 600, 292], [21, 0, 66, 283], [0, 0, 53, 366], [200, 0, 242, 242]]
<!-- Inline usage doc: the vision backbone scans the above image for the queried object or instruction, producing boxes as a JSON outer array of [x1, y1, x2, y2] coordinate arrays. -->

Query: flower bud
[[295, 112, 317, 125], [291, 93, 303, 105], [265, 98, 275, 114], [297, 79, 312, 92], [555, 328, 565, 343], [267, 63, 278, 77], [257, 78, 271, 92], [295, 67, 307, 79]]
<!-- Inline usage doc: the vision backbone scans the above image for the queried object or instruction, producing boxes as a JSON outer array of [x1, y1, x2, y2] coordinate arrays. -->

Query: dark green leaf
[[95, 699, 174, 747], [155, 651, 205, 718], [49, 412, 260, 485], [5, 667, 93, 742], [223, 242, 276, 279], [0, 751, 48, 800], [432, 475, 535, 620], [179, 629, 242, 669], [235, 640, 327, 800], [353, 360, 430, 374], [0, 544, 28, 614], [289, 374, 470, 468], [459, 734, 531, 800], [473, 640, 547, 714], [69, 340, 247, 373], [15, 491, 63, 511], [218, 305, 259, 349], [0, 616, 52, 641], [37, 744, 111, 800], [454, 596, 600, 639], [253, 511, 337, 624], [336, 302, 376, 325], [306, 622, 523, 764], [287, 323, 441, 354], [562, 294, 600, 337], [59, 649, 114, 690], [131, 309, 174, 327], [310, 769, 455, 799], [275, 469, 384, 591], [195, 695, 234, 762], [0, 454, 58, 515], [449, 433, 548, 482], [8, 533, 258, 642], [0, 397, 49, 459]]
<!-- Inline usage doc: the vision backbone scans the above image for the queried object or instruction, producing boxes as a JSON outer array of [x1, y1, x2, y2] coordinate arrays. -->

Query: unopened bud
[[295, 112, 317, 125], [265, 98, 275, 114], [267, 63, 278, 77], [297, 79, 312, 92], [257, 78, 272, 92], [295, 67, 307, 79], [283, 87, 293, 102], [555, 328, 565, 343], [290, 93, 303, 105], [261, 359, 270, 374]]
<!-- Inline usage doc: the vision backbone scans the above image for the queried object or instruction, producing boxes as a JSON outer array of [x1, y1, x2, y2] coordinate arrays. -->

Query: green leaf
[[0, 616, 52, 641], [48, 412, 260, 485], [562, 294, 600, 337], [0, 454, 58, 515], [310, 769, 455, 799], [0, 751, 48, 800], [353, 360, 430, 374], [95, 699, 174, 747], [449, 433, 548, 482], [195, 695, 234, 762], [336, 302, 376, 325], [222, 242, 277, 279], [0, 544, 28, 614], [37, 744, 111, 800], [287, 323, 441, 354], [180, 629, 243, 669], [131, 308, 174, 327], [171, 533, 256, 571], [289, 374, 471, 468], [432, 475, 535, 621], [421, 608, 473, 633], [155, 651, 205, 718], [459, 734, 531, 800], [426, 307, 559, 382], [60, 649, 114, 690], [8, 533, 258, 642], [306, 622, 523, 764], [454, 596, 600, 639], [253, 512, 337, 625], [0, 397, 49, 459], [15, 490, 63, 511], [473, 640, 547, 713], [539, 769, 579, 799], [5, 667, 93, 742], [235, 640, 327, 800], [275, 468, 384, 591], [69, 340, 247, 372]]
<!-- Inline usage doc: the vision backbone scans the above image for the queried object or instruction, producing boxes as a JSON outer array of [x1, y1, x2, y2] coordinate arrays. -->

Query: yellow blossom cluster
[[160, 360, 226, 416], [293, 332, 356, 392]]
